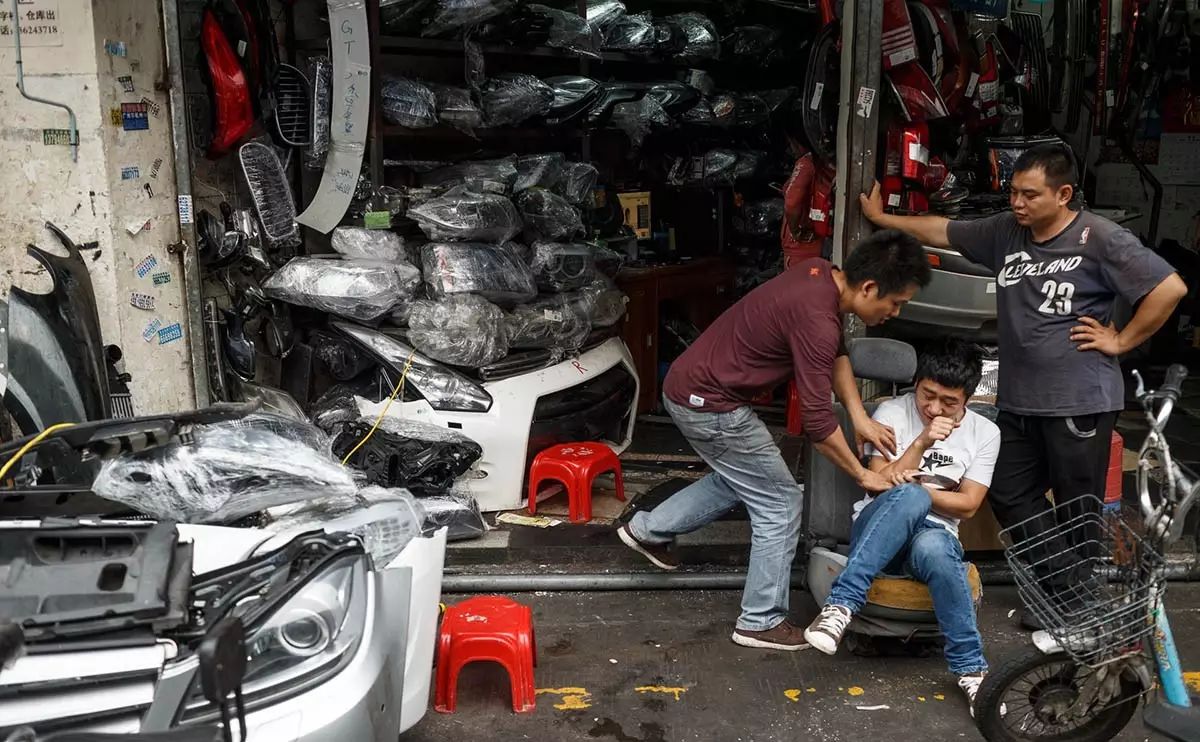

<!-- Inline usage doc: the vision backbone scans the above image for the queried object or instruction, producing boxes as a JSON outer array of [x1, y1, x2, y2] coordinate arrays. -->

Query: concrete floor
[[405, 585, 1200, 741]]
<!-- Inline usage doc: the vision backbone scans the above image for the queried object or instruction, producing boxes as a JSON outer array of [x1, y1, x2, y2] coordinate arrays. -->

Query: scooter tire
[[976, 645, 1141, 742]]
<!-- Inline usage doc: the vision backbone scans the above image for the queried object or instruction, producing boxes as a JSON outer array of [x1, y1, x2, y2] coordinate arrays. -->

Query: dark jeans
[[988, 411, 1119, 590]]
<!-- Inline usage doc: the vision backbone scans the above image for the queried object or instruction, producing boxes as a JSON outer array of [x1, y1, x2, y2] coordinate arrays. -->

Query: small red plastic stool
[[527, 442, 626, 523], [435, 596, 537, 714]]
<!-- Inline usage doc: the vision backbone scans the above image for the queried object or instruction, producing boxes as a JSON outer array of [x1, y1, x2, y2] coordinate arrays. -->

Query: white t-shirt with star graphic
[[853, 393, 1001, 535]]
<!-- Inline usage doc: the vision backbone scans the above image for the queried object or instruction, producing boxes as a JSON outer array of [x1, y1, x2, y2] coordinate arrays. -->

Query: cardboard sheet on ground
[[297, 0, 371, 233]]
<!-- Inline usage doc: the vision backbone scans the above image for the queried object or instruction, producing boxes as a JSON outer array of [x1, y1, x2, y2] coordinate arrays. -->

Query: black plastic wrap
[[733, 150, 767, 181], [587, 0, 626, 34], [304, 56, 332, 171], [424, 0, 515, 37], [330, 227, 411, 262], [421, 494, 487, 541], [93, 415, 356, 524], [381, 0, 434, 33], [408, 189, 523, 242], [566, 277, 627, 327], [554, 161, 599, 204], [408, 295, 510, 367], [309, 383, 361, 433], [592, 244, 625, 277], [268, 486, 428, 566], [312, 331, 378, 381], [481, 74, 555, 126], [529, 241, 597, 292], [669, 12, 720, 62], [380, 77, 438, 128], [421, 242, 538, 304], [422, 156, 518, 194], [263, 258, 422, 322], [515, 153, 566, 192], [726, 25, 780, 59], [740, 198, 784, 236], [613, 97, 671, 146], [604, 11, 655, 53], [429, 83, 484, 132], [680, 97, 716, 124], [331, 415, 483, 495], [505, 293, 592, 350], [516, 188, 583, 241], [528, 4, 601, 57]]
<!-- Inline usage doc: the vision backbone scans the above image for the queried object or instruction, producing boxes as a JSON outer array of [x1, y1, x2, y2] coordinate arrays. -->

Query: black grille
[[524, 364, 637, 469]]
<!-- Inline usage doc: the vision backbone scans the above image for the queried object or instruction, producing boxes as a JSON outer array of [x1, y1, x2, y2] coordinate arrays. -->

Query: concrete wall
[[0, 0, 195, 416]]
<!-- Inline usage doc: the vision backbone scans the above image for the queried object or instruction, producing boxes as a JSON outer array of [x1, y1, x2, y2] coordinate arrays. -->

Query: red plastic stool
[[434, 596, 537, 714], [527, 442, 626, 523]]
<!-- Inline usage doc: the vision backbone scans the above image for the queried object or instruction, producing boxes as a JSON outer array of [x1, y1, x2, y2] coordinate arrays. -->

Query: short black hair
[[844, 229, 931, 297], [1014, 143, 1078, 192], [914, 339, 983, 399]]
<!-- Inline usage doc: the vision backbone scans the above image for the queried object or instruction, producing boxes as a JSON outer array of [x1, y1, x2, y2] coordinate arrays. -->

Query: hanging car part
[[887, 61, 950, 121], [239, 141, 301, 249], [543, 76, 602, 125], [9, 0, 77, 161], [221, 305, 257, 381], [201, 7, 255, 157], [881, 0, 920, 70], [802, 19, 840, 163]]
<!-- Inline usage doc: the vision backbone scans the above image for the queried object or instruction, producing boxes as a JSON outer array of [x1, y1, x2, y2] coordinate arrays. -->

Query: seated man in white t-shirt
[[803, 339, 1001, 718]]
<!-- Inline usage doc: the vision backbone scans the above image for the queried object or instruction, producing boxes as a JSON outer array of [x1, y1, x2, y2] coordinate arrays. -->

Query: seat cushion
[[865, 562, 982, 612]]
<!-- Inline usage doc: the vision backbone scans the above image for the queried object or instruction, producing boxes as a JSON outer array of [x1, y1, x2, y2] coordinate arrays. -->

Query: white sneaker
[[958, 672, 985, 717], [803, 604, 852, 655]]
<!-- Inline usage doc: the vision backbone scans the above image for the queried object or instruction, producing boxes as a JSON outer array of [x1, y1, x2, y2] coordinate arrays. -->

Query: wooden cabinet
[[616, 258, 736, 414]]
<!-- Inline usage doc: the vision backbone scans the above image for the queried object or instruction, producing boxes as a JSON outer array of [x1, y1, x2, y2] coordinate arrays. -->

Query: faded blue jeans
[[827, 483, 987, 675], [628, 397, 803, 632]]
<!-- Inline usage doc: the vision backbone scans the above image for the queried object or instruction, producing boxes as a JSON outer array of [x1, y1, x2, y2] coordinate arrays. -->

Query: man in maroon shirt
[[619, 230, 932, 650]]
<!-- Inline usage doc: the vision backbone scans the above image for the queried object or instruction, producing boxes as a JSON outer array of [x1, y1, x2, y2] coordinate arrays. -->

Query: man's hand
[[854, 416, 896, 458], [918, 415, 959, 448], [858, 468, 896, 493], [859, 182, 885, 224], [1071, 316, 1123, 356]]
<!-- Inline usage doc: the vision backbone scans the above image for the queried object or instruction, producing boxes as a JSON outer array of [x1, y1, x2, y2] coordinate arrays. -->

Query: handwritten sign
[[0, 0, 62, 47], [296, 0, 370, 234]]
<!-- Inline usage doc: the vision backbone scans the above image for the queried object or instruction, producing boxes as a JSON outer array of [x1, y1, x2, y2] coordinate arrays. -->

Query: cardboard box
[[619, 191, 652, 240]]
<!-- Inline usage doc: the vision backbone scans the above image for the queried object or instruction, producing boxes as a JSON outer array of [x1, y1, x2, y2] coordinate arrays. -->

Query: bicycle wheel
[[976, 646, 1142, 742]]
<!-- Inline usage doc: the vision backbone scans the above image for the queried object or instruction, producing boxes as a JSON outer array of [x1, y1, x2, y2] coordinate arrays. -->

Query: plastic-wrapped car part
[[304, 56, 332, 171], [268, 486, 427, 566], [422, 156, 518, 195], [330, 227, 411, 262], [408, 190, 523, 242], [709, 94, 737, 127], [312, 330, 377, 381], [380, 77, 438, 128], [515, 153, 566, 193], [529, 241, 597, 292], [480, 74, 555, 127], [331, 415, 483, 494], [421, 242, 537, 304], [726, 25, 780, 59], [424, 0, 515, 37], [604, 11, 654, 53], [680, 68, 715, 96], [381, 0, 434, 34], [592, 244, 625, 277], [734, 94, 771, 127], [92, 414, 357, 524], [239, 142, 300, 249], [680, 97, 716, 124], [733, 150, 766, 181], [704, 148, 739, 183], [420, 494, 487, 541], [612, 97, 671, 146], [740, 198, 784, 236], [669, 13, 720, 62], [567, 277, 626, 327], [427, 83, 484, 133], [408, 294, 509, 367], [516, 189, 583, 242], [264, 258, 421, 322], [554, 161, 598, 205], [587, 0, 626, 34], [309, 383, 360, 433], [528, 4, 601, 57], [505, 294, 592, 350]]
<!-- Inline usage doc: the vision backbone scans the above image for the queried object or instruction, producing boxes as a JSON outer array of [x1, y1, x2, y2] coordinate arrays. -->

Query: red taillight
[[202, 8, 254, 157], [808, 165, 835, 239]]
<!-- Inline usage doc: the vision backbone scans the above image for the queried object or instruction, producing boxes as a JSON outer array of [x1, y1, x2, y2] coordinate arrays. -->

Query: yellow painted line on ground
[[536, 687, 593, 711], [917, 696, 927, 702], [784, 689, 802, 702], [934, 693, 945, 701], [847, 686, 865, 697], [1185, 672, 1200, 693], [635, 686, 688, 701]]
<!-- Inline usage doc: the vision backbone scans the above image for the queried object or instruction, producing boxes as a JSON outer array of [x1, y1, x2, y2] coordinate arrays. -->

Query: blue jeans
[[628, 398, 803, 632], [827, 483, 987, 675]]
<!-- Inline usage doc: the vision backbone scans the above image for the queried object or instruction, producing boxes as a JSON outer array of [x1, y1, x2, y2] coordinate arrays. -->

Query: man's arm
[[928, 480, 989, 520], [859, 182, 952, 248], [833, 355, 897, 457], [817, 429, 896, 493], [1071, 274, 1188, 356]]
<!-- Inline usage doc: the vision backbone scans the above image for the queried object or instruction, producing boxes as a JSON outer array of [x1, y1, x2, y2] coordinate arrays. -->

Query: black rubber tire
[[975, 646, 1141, 742]]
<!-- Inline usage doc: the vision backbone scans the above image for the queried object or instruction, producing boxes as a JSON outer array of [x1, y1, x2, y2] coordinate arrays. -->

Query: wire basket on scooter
[[1001, 495, 1165, 668]]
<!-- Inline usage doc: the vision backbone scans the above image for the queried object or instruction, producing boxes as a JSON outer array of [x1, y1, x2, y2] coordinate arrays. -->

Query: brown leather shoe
[[731, 620, 811, 651], [617, 524, 679, 570]]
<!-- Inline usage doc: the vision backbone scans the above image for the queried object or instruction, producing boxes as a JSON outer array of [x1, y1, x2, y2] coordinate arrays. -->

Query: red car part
[[202, 8, 255, 157], [882, 0, 920, 70], [886, 120, 931, 181], [887, 61, 950, 121], [808, 163, 836, 240]]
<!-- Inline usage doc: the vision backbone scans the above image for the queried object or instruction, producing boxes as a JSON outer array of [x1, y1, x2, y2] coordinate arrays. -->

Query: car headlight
[[183, 556, 368, 718], [333, 321, 493, 412]]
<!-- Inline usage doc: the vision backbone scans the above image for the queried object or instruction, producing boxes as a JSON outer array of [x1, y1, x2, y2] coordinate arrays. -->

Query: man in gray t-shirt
[[859, 144, 1185, 628]]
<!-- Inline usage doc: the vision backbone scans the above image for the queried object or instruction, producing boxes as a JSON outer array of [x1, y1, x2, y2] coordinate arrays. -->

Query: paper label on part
[[364, 210, 391, 229], [986, 282, 996, 294], [887, 193, 902, 207], [543, 309, 564, 321], [887, 49, 917, 67], [855, 86, 877, 118], [177, 195, 193, 225], [978, 80, 999, 102], [1106, 90, 1115, 107], [810, 82, 824, 111], [907, 142, 930, 165], [965, 72, 980, 98], [809, 208, 826, 222]]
